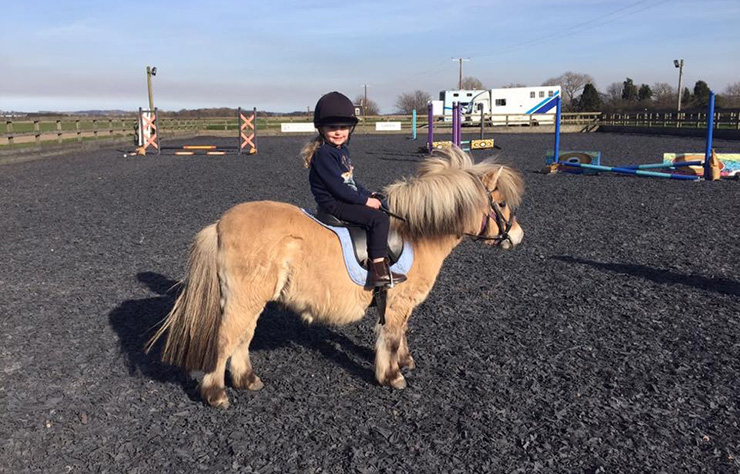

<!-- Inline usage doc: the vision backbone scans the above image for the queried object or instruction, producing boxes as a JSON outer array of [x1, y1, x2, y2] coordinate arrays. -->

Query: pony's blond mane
[[385, 146, 523, 239]]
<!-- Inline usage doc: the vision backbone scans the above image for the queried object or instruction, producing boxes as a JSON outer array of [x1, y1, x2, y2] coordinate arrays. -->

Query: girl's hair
[[301, 135, 323, 168]]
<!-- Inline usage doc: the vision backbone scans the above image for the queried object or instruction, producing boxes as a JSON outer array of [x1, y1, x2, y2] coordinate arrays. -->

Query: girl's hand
[[366, 197, 382, 209]]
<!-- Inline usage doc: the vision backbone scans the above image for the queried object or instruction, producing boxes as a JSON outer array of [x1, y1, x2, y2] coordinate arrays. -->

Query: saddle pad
[[301, 208, 414, 286]]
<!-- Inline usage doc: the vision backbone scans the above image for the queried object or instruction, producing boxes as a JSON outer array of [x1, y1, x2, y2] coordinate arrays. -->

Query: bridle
[[378, 173, 516, 245], [464, 175, 515, 245]]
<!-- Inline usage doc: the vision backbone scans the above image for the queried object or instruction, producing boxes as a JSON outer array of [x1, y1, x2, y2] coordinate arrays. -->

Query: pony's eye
[[498, 202, 506, 208]]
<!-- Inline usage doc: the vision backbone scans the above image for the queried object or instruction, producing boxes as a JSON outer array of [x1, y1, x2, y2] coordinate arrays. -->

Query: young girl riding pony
[[301, 91, 406, 288]]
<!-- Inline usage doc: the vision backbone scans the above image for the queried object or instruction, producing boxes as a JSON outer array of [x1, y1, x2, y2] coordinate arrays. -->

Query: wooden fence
[[600, 111, 740, 130], [3, 110, 738, 149]]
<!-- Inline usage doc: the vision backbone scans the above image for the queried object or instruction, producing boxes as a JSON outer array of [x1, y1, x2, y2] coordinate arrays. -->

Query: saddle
[[314, 208, 404, 267]]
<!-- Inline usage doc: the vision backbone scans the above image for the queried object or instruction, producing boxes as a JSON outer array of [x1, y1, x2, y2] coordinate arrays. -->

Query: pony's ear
[[489, 166, 504, 190]]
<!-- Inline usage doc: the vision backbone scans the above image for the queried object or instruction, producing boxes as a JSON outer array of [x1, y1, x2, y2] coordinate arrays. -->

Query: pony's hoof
[[390, 374, 407, 390], [233, 372, 264, 391], [247, 376, 264, 391], [202, 386, 230, 409], [400, 356, 416, 370]]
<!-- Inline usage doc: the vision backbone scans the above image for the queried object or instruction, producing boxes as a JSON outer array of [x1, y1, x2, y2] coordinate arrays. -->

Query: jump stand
[[543, 93, 728, 181], [420, 102, 496, 153], [132, 107, 258, 156]]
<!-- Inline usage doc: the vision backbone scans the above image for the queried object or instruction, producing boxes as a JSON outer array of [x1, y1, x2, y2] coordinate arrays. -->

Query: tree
[[576, 83, 602, 111], [622, 78, 638, 102], [652, 82, 675, 109], [638, 84, 653, 102], [723, 82, 740, 107], [354, 95, 380, 116], [693, 80, 711, 107], [542, 71, 595, 105], [603, 82, 623, 106], [500, 83, 528, 88], [681, 87, 693, 107], [395, 90, 432, 114], [460, 76, 485, 90]]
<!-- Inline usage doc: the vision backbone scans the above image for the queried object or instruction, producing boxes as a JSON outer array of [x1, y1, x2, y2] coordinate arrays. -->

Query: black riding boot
[[367, 259, 407, 287]]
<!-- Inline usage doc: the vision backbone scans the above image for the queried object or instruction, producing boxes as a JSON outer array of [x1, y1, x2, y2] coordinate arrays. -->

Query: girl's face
[[321, 125, 350, 146]]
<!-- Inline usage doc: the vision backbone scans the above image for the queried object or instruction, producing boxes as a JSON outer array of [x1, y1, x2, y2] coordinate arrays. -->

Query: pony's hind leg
[[201, 291, 268, 408], [229, 325, 264, 391]]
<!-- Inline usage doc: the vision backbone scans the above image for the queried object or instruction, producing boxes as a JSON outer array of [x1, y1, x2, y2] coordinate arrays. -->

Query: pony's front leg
[[398, 323, 416, 371], [375, 313, 410, 389]]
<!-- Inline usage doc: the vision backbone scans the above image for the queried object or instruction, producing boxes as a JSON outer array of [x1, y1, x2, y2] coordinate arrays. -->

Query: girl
[[301, 91, 406, 287]]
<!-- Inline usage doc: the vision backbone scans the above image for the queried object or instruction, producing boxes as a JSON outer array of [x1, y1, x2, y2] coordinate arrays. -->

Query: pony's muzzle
[[501, 223, 524, 249]]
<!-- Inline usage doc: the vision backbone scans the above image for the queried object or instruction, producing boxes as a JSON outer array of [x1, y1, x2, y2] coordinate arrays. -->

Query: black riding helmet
[[313, 91, 359, 128]]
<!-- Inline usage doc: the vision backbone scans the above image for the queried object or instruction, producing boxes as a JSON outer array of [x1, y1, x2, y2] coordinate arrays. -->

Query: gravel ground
[[1, 132, 739, 473]]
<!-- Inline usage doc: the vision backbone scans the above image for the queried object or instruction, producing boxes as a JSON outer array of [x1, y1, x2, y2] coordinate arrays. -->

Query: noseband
[[464, 179, 515, 244]]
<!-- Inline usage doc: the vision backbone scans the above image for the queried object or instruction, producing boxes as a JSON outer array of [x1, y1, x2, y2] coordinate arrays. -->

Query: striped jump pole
[[560, 162, 701, 180]]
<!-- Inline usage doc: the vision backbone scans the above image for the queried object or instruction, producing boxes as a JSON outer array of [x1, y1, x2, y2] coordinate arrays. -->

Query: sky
[[1, 0, 738, 114]]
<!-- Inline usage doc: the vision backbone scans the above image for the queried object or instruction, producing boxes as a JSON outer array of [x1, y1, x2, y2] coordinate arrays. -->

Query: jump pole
[[622, 161, 703, 170], [553, 97, 562, 163], [704, 91, 716, 178], [427, 102, 434, 153], [456, 102, 462, 147], [412, 109, 417, 140], [559, 162, 701, 180], [451, 102, 458, 147]]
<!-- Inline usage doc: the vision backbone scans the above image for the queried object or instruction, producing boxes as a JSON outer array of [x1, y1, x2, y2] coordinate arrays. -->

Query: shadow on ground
[[552, 255, 740, 297], [108, 271, 376, 394]]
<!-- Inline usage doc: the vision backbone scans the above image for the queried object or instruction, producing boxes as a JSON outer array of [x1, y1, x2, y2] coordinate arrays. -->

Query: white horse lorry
[[438, 86, 562, 126]]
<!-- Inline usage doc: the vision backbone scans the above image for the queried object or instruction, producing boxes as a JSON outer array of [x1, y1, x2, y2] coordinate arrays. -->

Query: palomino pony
[[147, 146, 524, 408]]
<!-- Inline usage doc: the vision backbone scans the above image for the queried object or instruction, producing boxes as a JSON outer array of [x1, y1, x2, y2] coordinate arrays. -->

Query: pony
[[146, 146, 524, 408]]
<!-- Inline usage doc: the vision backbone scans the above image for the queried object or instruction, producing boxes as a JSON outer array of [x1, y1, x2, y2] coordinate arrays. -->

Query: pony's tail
[[145, 223, 221, 373], [300, 135, 323, 168]]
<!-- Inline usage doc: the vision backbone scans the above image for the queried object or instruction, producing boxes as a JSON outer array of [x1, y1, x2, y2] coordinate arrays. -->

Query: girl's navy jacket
[[309, 143, 372, 209]]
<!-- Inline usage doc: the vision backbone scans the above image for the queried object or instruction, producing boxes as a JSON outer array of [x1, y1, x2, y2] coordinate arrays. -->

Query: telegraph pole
[[452, 58, 470, 89], [146, 66, 157, 111], [360, 84, 369, 118], [674, 59, 684, 112]]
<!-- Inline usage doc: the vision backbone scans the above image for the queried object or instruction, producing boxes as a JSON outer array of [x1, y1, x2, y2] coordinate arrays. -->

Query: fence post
[[34, 120, 40, 147], [56, 120, 62, 144], [6, 120, 13, 146], [76, 120, 81, 142], [93, 119, 98, 140]]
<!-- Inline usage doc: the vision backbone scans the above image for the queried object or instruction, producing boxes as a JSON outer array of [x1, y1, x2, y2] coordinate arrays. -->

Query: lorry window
[[549, 91, 554, 97], [453, 93, 459, 97], [539, 91, 545, 98], [495, 99, 507, 106], [530, 92, 535, 98]]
